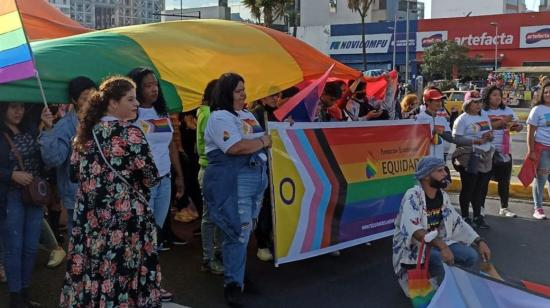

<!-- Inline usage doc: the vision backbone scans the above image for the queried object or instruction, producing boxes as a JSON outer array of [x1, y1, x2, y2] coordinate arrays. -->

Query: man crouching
[[392, 157, 491, 295]]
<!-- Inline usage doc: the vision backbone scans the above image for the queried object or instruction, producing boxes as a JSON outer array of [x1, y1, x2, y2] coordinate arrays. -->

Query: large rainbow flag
[[0, 0, 35, 84], [269, 120, 431, 265]]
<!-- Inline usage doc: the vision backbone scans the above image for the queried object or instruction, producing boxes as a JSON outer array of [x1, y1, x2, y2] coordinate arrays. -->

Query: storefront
[[327, 11, 550, 81]]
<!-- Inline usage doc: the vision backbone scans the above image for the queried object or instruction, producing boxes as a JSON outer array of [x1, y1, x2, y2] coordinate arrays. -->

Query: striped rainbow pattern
[[284, 124, 431, 252], [409, 277, 436, 308], [0, 0, 35, 84]]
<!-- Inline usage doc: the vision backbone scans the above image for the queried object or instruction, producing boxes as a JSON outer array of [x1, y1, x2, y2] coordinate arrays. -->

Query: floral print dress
[[60, 120, 161, 307]]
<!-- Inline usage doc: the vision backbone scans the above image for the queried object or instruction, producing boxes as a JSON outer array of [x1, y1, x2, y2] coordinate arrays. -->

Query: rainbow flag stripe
[[477, 121, 491, 131], [0, 1, 35, 84]]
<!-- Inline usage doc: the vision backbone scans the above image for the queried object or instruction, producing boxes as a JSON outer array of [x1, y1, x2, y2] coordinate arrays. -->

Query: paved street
[[1, 195, 549, 308]]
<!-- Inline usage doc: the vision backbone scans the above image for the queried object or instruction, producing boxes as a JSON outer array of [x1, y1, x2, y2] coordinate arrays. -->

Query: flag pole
[[264, 110, 279, 267], [13, 0, 48, 108]]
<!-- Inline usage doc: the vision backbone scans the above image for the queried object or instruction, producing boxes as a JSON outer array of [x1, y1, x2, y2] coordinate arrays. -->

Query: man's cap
[[423, 89, 446, 102], [415, 157, 446, 180]]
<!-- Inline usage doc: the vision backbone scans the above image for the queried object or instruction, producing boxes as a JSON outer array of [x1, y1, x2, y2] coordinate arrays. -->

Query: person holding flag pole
[[0, 0, 54, 306]]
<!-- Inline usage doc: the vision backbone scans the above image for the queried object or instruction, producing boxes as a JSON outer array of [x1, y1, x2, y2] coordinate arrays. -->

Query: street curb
[[447, 177, 545, 201]]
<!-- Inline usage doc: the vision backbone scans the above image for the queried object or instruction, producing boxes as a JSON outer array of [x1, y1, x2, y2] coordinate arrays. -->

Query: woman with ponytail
[[60, 76, 163, 307]]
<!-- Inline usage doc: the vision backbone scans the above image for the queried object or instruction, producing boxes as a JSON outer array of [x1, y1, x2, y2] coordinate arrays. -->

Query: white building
[[541, 0, 550, 11], [161, 6, 230, 21], [431, 0, 527, 18], [48, 0, 164, 29], [47, 0, 70, 15], [300, 0, 423, 27]]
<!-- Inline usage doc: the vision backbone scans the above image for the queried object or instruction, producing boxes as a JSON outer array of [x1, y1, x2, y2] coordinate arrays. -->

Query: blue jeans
[[198, 167, 222, 262], [533, 150, 550, 209], [429, 243, 479, 283], [2, 190, 44, 292], [222, 164, 268, 286], [148, 175, 172, 227]]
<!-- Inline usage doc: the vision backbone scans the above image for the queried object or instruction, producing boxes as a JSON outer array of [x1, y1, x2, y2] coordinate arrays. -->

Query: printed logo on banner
[[526, 28, 550, 44], [520, 25, 550, 48], [328, 34, 392, 55], [416, 31, 448, 51], [422, 33, 444, 48]]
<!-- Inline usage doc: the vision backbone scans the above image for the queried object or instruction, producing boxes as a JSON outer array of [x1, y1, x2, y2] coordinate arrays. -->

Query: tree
[[421, 40, 484, 81], [348, 0, 376, 72], [242, 0, 290, 28]]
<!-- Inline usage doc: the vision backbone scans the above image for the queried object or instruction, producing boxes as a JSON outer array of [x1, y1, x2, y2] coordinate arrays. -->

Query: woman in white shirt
[[203, 73, 271, 307], [127, 67, 184, 302], [452, 90, 494, 229], [483, 86, 523, 218], [526, 81, 550, 220]]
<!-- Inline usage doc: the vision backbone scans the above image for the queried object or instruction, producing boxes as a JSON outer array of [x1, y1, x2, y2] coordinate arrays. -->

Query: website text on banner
[[268, 120, 431, 265]]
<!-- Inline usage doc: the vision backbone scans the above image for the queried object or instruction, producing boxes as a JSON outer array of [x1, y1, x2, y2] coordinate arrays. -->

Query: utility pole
[[490, 22, 498, 71], [405, 0, 410, 84]]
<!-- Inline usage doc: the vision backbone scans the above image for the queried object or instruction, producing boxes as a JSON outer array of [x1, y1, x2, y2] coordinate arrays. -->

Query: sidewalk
[[446, 170, 546, 201]]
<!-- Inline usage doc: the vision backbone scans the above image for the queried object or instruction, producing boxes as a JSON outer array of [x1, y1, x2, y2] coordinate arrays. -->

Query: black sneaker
[[224, 282, 244, 308], [473, 216, 490, 229], [463, 217, 473, 226]]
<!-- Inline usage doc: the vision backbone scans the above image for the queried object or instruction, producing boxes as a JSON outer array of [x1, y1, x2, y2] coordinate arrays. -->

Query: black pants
[[457, 167, 492, 218], [491, 159, 513, 209], [254, 190, 273, 250]]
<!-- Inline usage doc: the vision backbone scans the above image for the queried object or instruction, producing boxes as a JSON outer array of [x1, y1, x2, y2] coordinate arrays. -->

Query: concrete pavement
[[1, 196, 549, 308]]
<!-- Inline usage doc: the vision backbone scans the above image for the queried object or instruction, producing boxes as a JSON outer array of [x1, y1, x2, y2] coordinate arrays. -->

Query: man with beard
[[392, 157, 491, 296]]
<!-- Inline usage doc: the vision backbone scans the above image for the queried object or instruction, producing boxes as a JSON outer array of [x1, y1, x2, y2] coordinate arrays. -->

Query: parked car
[[442, 90, 465, 115]]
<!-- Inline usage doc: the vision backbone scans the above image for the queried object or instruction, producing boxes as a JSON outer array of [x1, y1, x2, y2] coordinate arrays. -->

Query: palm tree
[[347, 0, 376, 72], [242, 0, 290, 28]]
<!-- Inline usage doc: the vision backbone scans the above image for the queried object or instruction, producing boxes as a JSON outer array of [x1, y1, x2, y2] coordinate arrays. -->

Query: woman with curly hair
[[400, 93, 420, 119], [60, 76, 163, 307]]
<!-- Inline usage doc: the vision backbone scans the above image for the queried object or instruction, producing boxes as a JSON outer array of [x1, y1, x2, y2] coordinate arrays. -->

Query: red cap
[[423, 89, 445, 102]]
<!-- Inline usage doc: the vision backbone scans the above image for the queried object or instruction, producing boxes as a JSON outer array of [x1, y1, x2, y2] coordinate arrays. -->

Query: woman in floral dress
[[60, 76, 162, 307]]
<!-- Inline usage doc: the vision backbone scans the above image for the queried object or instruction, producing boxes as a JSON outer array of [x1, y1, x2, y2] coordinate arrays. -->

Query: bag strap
[[92, 130, 149, 205], [415, 239, 432, 270], [2, 132, 26, 172]]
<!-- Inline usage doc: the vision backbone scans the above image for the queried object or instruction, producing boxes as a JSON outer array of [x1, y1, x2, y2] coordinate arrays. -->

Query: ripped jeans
[[533, 149, 550, 209], [222, 163, 268, 286]]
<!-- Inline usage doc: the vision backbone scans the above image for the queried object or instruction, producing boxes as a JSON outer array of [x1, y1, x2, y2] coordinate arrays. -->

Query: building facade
[[300, 0, 423, 27], [296, 11, 550, 82], [48, 0, 164, 29], [431, 0, 527, 18], [540, 0, 550, 11]]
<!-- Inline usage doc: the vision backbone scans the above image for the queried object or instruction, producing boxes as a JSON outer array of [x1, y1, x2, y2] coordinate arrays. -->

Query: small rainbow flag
[[477, 121, 491, 132], [365, 153, 377, 179], [141, 118, 172, 134], [0, 0, 36, 84], [431, 132, 441, 145]]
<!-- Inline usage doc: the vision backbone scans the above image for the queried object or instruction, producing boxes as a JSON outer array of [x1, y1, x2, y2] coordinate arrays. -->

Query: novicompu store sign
[[328, 34, 393, 54]]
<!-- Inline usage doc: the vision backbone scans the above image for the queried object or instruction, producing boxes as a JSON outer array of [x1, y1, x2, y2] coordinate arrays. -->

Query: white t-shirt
[[135, 107, 173, 177], [415, 110, 451, 160], [527, 105, 550, 146], [452, 112, 493, 152], [486, 107, 518, 153], [205, 109, 266, 159]]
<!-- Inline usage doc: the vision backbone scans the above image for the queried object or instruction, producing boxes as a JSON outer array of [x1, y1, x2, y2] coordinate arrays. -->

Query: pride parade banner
[[268, 120, 431, 265]]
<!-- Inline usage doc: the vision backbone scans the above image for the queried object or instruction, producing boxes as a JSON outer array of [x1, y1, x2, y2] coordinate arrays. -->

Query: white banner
[[328, 33, 392, 55], [428, 265, 550, 308], [520, 25, 550, 48]]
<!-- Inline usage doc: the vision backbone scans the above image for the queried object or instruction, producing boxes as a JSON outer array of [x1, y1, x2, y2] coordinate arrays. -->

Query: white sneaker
[[533, 208, 547, 220], [47, 247, 66, 268], [499, 208, 517, 218], [480, 207, 486, 217], [257, 248, 274, 261]]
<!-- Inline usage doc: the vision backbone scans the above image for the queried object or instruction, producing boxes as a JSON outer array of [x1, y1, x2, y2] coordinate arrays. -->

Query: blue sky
[[168, 0, 540, 19]]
